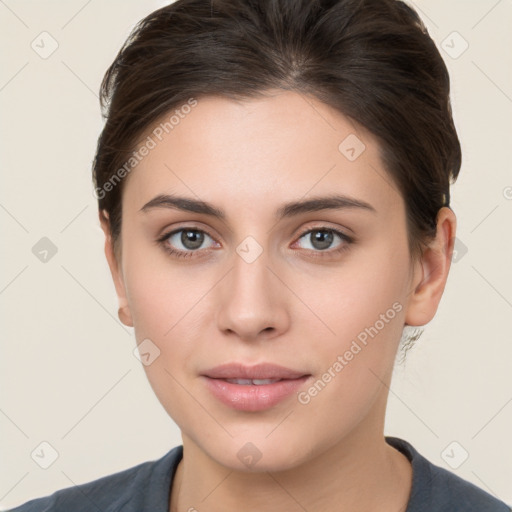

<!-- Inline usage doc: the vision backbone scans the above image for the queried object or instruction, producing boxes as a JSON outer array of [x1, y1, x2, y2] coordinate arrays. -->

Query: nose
[[215, 245, 290, 343]]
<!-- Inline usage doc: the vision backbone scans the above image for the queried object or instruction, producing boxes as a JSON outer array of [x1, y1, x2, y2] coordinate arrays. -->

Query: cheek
[[122, 246, 222, 365], [302, 241, 409, 350], [122, 256, 209, 424], [292, 261, 408, 443], [123, 242, 204, 339], [294, 239, 410, 419]]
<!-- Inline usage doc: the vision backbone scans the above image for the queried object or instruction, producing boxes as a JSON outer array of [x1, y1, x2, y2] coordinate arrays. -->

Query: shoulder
[[5, 445, 183, 512], [386, 437, 511, 512]]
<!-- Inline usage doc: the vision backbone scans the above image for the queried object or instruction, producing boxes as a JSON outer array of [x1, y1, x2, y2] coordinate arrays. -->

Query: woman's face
[[104, 90, 438, 471]]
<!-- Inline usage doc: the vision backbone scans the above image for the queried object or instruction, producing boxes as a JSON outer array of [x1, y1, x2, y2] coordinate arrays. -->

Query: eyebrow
[[139, 193, 376, 220]]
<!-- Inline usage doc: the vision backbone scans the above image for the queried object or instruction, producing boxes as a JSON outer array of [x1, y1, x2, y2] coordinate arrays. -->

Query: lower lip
[[202, 376, 310, 411]]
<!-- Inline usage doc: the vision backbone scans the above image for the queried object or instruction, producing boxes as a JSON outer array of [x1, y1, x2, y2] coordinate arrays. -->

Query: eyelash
[[156, 226, 354, 260]]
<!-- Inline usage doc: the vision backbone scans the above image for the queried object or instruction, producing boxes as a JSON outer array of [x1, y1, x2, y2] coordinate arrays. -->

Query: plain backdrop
[[1, 0, 511, 509]]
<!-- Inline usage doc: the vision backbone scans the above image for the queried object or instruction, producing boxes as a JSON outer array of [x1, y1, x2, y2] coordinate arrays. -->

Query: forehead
[[123, 90, 401, 217]]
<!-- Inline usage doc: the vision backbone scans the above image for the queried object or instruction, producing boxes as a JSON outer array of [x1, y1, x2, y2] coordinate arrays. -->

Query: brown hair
[[92, 0, 461, 262]]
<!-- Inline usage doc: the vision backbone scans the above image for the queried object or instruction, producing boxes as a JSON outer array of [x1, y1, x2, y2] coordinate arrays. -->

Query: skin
[[100, 90, 456, 512]]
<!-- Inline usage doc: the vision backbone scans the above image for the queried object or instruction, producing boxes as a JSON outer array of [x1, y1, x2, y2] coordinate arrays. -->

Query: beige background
[[1, 0, 511, 509]]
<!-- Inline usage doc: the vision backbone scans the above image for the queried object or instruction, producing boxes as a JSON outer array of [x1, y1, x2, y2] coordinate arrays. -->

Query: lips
[[203, 362, 308, 380], [201, 363, 311, 411]]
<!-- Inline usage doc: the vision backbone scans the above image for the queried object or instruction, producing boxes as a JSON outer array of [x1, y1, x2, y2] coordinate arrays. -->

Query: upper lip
[[202, 363, 309, 380]]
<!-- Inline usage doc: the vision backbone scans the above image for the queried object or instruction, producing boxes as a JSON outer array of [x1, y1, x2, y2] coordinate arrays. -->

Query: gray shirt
[[6, 436, 511, 511]]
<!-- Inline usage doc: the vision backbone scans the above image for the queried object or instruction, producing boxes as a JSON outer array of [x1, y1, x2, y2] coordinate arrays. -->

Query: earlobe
[[99, 210, 134, 327], [404, 207, 457, 327], [117, 306, 133, 327]]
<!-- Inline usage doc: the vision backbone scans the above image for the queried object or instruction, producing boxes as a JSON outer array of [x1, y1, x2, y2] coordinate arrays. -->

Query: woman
[[8, 0, 510, 511]]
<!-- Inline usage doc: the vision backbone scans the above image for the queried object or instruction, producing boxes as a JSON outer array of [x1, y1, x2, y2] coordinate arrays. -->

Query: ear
[[404, 207, 457, 326], [99, 210, 133, 327]]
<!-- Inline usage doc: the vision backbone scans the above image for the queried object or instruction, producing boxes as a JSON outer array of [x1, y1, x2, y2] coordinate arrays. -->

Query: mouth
[[203, 362, 308, 380], [224, 378, 284, 385], [201, 363, 311, 411]]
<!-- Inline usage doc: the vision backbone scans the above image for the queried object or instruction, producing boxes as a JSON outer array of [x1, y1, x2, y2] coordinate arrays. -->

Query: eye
[[157, 227, 218, 258], [293, 227, 353, 255]]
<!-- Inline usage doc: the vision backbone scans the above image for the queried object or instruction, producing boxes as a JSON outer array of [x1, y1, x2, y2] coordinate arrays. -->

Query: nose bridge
[[232, 240, 271, 298], [215, 235, 288, 339]]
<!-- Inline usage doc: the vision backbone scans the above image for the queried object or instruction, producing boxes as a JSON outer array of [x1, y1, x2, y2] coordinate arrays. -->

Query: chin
[[202, 434, 313, 473]]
